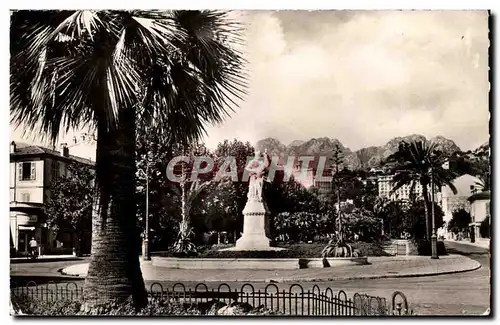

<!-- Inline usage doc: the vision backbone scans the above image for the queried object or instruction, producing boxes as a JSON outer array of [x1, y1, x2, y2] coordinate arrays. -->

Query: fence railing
[[11, 281, 409, 316]]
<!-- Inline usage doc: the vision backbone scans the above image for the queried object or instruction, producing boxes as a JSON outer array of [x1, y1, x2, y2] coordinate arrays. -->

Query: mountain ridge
[[255, 134, 484, 170]]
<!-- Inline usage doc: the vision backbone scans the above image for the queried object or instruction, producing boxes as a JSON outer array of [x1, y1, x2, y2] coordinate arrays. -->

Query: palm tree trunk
[[180, 180, 191, 239], [422, 185, 431, 240], [83, 107, 147, 309]]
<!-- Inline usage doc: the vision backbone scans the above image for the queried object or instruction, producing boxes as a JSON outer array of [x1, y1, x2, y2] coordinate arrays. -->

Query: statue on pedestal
[[245, 150, 270, 202], [220, 149, 285, 251]]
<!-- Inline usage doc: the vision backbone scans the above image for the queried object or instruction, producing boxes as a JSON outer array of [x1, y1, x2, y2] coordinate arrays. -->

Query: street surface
[[10, 241, 490, 315]]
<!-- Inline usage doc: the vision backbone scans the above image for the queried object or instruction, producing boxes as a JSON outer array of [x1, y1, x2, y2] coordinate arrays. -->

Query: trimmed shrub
[[416, 240, 447, 256], [352, 241, 391, 257], [480, 217, 490, 239]]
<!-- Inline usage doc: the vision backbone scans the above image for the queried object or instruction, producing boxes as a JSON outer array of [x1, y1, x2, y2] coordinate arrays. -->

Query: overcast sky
[[11, 10, 489, 158]]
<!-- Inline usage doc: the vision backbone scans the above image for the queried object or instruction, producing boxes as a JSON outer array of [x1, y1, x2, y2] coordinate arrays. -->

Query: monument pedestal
[[220, 198, 285, 252], [236, 199, 271, 250]]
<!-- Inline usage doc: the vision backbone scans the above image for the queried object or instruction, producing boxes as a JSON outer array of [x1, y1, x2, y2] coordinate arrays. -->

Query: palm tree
[[172, 164, 213, 255], [10, 10, 246, 308], [386, 141, 457, 240]]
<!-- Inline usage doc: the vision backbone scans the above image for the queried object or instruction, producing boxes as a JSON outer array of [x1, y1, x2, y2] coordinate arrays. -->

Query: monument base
[[219, 241, 287, 252], [220, 197, 285, 251]]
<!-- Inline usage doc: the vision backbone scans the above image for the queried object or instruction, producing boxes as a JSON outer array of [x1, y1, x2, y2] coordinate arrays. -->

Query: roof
[[10, 142, 94, 166], [442, 174, 482, 197], [468, 191, 490, 202]]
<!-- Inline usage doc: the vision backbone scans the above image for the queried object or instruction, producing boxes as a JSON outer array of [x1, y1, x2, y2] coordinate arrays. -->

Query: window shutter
[[31, 162, 36, 180], [18, 163, 22, 181]]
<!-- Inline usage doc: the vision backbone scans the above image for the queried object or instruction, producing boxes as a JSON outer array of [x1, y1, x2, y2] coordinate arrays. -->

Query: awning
[[18, 226, 35, 231]]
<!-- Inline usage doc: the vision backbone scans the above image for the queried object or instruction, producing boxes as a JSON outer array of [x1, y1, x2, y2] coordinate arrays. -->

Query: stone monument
[[222, 150, 283, 251]]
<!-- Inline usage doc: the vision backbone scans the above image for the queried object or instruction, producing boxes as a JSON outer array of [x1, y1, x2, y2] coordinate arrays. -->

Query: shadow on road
[[10, 276, 84, 288], [446, 247, 489, 256], [10, 257, 86, 264]]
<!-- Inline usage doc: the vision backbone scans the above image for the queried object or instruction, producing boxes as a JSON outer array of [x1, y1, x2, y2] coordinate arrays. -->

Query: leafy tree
[[266, 176, 325, 215], [448, 151, 490, 190], [43, 163, 93, 256], [405, 200, 444, 240], [385, 141, 457, 240], [135, 125, 181, 251], [11, 10, 245, 308], [207, 139, 256, 235], [373, 198, 408, 238], [272, 212, 331, 242], [447, 208, 471, 234], [341, 207, 382, 242], [195, 180, 240, 235], [358, 177, 379, 211]]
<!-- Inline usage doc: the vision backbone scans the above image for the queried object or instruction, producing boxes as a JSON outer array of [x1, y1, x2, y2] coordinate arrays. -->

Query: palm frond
[[11, 10, 247, 148]]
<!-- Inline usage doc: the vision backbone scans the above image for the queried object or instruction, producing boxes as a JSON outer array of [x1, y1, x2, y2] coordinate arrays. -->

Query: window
[[21, 193, 30, 202], [18, 162, 36, 181], [52, 161, 60, 179]]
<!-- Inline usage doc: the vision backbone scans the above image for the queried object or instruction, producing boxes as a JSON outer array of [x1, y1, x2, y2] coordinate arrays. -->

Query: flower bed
[[153, 241, 389, 258]]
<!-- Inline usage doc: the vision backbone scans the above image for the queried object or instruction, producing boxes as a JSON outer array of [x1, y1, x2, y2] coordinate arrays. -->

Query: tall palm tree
[[386, 141, 457, 240], [10, 10, 246, 308]]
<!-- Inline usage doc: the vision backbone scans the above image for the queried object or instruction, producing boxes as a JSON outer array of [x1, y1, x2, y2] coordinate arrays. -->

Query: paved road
[[11, 242, 490, 315], [141, 242, 489, 315]]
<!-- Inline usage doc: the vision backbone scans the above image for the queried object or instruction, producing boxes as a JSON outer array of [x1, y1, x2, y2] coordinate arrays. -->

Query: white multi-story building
[[10, 141, 94, 256], [439, 174, 483, 238], [377, 174, 440, 203]]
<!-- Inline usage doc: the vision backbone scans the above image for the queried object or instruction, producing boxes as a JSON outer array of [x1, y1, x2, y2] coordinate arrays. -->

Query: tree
[[447, 208, 471, 234], [273, 212, 331, 242], [406, 200, 444, 240], [135, 125, 181, 251], [266, 176, 325, 215], [195, 180, 240, 235], [448, 150, 490, 190], [211, 139, 255, 235], [11, 10, 245, 308], [386, 140, 457, 240], [43, 163, 94, 256], [168, 142, 214, 255], [340, 206, 382, 242], [373, 197, 408, 238]]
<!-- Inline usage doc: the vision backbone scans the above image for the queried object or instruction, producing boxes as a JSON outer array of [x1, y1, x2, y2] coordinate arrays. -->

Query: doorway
[[17, 230, 30, 256]]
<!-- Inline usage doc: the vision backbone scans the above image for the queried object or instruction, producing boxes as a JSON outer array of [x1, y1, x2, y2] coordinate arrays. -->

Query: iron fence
[[11, 281, 409, 316]]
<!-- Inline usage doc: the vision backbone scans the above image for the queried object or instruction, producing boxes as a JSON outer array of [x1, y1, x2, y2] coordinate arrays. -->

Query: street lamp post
[[139, 165, 150, 261], [332, 146, 344, 241], [430, 166, 438, 259]]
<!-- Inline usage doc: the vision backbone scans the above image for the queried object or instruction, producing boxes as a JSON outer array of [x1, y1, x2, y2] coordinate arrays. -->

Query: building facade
[[377, 174, 440, 203], [439, 174, 482, 238], [468, 191, 491, 241], [10, 141, 94, 256]]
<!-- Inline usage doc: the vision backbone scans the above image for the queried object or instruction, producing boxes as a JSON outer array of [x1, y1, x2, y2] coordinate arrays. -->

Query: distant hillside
[[255, 134, 467, 170]]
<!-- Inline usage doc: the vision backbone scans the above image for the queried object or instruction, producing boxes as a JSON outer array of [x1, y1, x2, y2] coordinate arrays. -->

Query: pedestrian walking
[[29, 237, 37, 259]]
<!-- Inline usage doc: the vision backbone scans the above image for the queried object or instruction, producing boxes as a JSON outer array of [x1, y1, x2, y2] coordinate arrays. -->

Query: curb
[[59, 257, 482, 283], [265, 261, 482, 283], [59, 268, 83, 277]]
